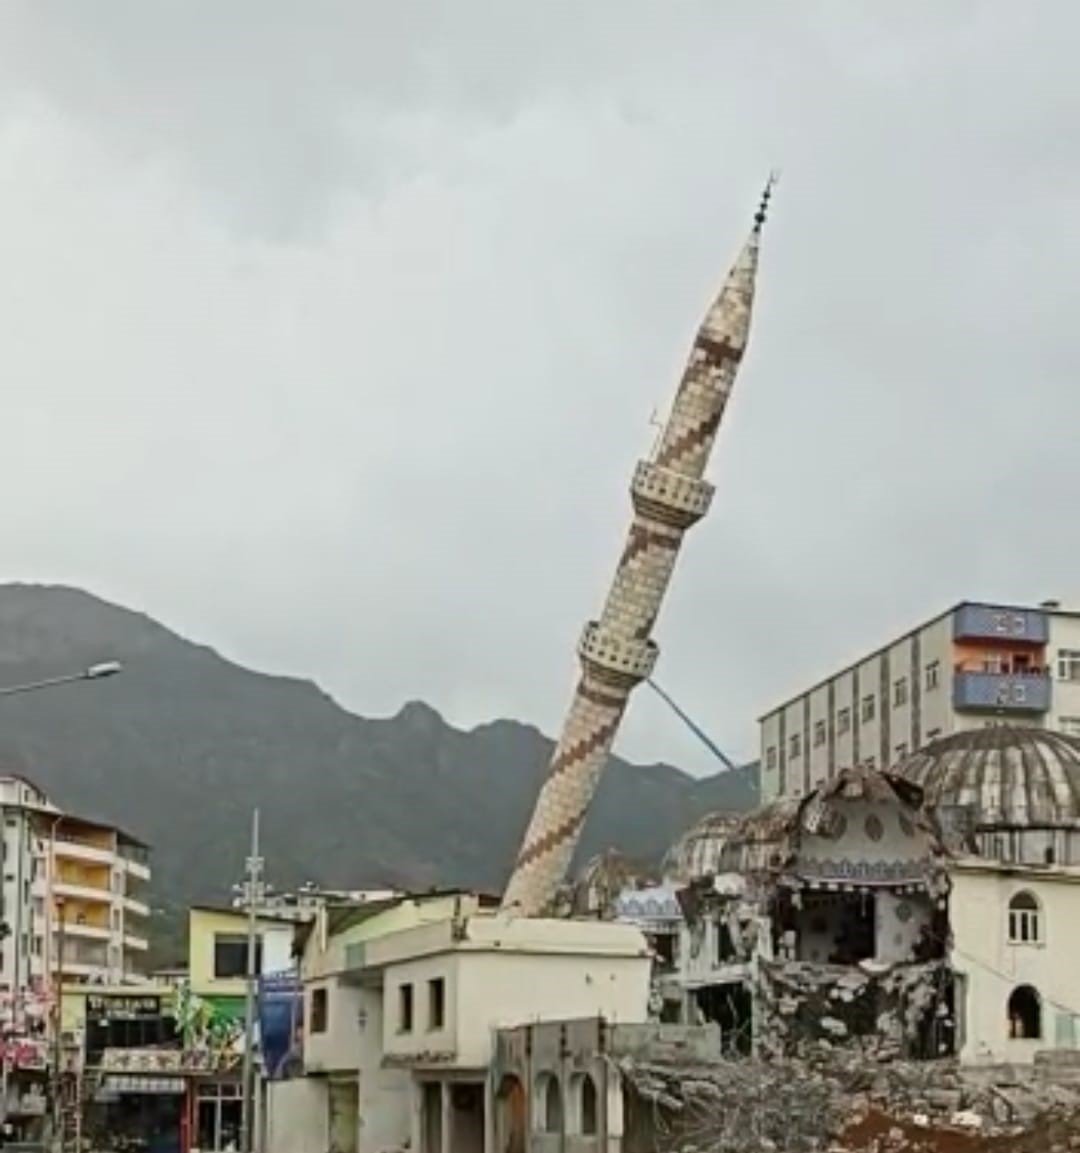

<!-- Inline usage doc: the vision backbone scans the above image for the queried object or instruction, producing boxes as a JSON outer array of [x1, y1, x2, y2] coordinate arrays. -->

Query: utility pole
[[239, 810, 265, 1153], [51, 897, 66, 1153]]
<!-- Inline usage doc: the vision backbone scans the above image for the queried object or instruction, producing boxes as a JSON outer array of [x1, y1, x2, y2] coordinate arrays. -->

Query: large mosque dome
[[893, 726, 1080, 865]]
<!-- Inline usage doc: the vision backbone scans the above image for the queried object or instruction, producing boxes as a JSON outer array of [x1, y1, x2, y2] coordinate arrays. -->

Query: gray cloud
[[2, 1, 1079, 774]]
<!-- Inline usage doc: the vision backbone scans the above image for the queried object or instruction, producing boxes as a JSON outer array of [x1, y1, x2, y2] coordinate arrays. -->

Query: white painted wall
[[305, 980, 370, 1074], [950, 862, 1080, 1064], [265, 1078, 327, 1153], [378, 918, 651, 1070]]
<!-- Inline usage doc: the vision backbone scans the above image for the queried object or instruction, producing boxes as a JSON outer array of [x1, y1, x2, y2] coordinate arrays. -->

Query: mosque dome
[[895, 726, 1080, 828], [662, 811, 744, 882]]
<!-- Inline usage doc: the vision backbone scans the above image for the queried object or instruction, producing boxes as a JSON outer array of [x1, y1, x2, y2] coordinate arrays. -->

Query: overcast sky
[[2, 2, 1078, 774]]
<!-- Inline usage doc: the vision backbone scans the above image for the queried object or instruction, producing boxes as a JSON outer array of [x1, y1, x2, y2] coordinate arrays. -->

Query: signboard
[[87, 994, 162, 1020], [99, 1075, 186, 1096], [99, 1047, 240, 1076], [258, 970, 302, 1080], [0, 1039, 47, 1071]]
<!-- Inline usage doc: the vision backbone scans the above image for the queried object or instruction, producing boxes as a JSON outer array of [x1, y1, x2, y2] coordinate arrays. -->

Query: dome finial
[[754, 170, 779, 232]]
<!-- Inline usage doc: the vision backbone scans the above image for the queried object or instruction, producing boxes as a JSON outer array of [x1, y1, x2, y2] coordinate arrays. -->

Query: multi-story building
[[0, 776, 58, 1021], [50, 815, 152, 985], [759, 599, 1080, 802]]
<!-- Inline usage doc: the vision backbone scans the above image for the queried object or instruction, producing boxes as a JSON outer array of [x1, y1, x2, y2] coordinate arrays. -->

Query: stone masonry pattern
[[501, 187, 771, 915]]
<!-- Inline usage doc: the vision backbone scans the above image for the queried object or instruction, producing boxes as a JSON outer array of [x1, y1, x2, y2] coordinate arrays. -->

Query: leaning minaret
[[501, 181, 774, 916]]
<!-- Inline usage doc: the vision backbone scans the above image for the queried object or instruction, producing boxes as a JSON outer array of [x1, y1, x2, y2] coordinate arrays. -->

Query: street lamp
[[0, 662, 123, 699]]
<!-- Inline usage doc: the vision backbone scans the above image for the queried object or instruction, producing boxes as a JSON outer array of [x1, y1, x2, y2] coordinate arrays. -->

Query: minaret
[[501, 181, 775, 916]]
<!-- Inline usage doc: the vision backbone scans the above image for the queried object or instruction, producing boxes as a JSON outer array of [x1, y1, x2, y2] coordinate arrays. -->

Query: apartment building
[[760, 599, 1080, 802], [50, 814, 152, 984], [0, 776, 58, 1028]]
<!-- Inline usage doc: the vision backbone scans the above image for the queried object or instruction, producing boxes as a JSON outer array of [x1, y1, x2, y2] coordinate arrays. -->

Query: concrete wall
[[265, 1078, 327, 1153], [305, 980, 376, 1074], [384, 949, 650, 1069], [950, 863, 1080, 1064]]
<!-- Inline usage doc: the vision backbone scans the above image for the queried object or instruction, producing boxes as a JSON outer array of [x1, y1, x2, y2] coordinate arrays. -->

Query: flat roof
[[757, 598, 1076, 722], [188, 904, 298, 925]]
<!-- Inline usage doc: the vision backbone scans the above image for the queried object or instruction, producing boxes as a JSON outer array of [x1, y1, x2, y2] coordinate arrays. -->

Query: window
[[535, 1073, 563, 1134], [893, 677, 908, 707], [1060, 717, 1080, 738], [398, 983, 414, 1033], [428, 978, 445, 1030], [925, 661, 940, 691], [212, 934, 263, 980], [576, 1074, 598, 1136], [982, 652, 1007, 674], [789, 733, 801, 759], [310, 987, 328, 1034], [861, 695, 876, 722], [196, 1080, 242, 1152], [837, 708, 851, 736], [1058, 650, 1080, 682], [1007, 985, 1042, 1040], [1007, 891, 1041, 944], [813, 721, 826, 748], [765, 746, 777, 771], [714, 917, 736, 964]]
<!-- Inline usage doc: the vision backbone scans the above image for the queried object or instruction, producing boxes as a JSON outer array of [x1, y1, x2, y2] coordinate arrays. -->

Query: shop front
[[99, 1048, 243, 1153]]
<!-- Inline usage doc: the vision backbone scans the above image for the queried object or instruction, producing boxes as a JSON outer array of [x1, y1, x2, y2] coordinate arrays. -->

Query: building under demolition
[[571, 726, 1080, 1069]]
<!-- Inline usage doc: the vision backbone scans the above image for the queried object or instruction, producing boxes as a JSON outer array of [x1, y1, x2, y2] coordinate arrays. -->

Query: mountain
[[0, 585, 758, 953]]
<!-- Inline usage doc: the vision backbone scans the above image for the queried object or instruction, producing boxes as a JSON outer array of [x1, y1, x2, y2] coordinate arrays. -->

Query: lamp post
[[237, 810, 265, 1153], [0, 661, 123, 699]]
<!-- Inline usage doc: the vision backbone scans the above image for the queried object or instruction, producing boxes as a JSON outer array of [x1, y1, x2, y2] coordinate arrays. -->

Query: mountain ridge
[[0, 584, 758, 951]]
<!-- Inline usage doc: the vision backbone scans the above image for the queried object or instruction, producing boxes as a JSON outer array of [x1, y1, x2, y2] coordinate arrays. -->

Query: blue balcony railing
[[952, 604, 1049, 644], [952, 670, 1051, 713]]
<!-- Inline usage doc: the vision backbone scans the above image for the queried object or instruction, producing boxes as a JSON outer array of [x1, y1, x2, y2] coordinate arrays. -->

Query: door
[[328, 1078, 359, 1153]]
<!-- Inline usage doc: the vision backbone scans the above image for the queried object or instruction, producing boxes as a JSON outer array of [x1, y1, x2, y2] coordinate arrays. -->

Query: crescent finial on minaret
[[754, 170, 779, 231]]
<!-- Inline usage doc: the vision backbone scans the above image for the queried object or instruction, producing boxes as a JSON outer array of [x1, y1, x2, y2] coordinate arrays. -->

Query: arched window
[[1007, 891, 1041, 944], [1007, 985, 1042, 1040], [534, 1073, 563, 1134], [572, 1073, 598, 1136]]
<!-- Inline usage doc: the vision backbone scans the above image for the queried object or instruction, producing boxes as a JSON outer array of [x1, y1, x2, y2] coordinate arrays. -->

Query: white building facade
[[267, 898, 651, 1153], [950, 858, 1080, 1064], [760, 600, 1080, 802]]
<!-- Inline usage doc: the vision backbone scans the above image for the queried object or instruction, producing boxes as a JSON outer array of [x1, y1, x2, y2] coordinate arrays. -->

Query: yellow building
[[187, 906, 296, 1018], [49, 815, 151, 985]]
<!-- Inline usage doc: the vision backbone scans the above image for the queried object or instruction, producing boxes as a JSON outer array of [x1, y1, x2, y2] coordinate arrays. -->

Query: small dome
[[895, 726, 1080, 829], [663, 811, 743, 882]]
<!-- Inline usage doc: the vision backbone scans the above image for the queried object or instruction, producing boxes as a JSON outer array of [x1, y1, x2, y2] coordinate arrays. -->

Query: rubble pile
[[618, 1048, 1080, 1153]]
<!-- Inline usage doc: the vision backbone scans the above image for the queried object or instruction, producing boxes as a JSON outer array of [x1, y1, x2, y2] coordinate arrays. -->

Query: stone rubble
[[617, 1046, 1080, 1153]]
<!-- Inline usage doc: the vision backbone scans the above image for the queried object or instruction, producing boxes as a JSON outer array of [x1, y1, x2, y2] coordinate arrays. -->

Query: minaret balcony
[[578, 621, 658, 685], [631, 461, 714, 529]]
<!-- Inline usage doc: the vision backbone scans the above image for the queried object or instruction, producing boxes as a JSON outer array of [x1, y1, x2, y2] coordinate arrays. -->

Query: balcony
[[124, 932, 150, 952], [123, 858, 152, 882], [953, 604, 1049, 644], [53, 880, 111, 904], [54, 839, 115, 867], [953, 670, 1052, 714], [124, 896, 151, 918], [54, 920, 111, 942]]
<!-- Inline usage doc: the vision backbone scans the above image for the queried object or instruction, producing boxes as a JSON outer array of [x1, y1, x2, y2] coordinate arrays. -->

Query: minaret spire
[[501, 184, 775, 916]]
